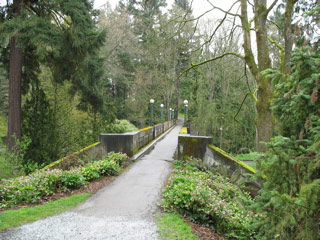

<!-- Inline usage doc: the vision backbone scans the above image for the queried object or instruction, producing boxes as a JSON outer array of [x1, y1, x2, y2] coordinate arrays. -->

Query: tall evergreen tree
[[174, 0, 190, 10], [170, 1, 194, 118], [0, 61, 8, 115], [0, 0, 106, 148]]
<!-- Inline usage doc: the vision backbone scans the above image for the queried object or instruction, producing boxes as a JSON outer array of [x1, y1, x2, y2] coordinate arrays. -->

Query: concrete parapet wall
[[42, 142, 102, 170], [154, 124, 163, 138], [178, 134, 255, 175], [205, 145, 256, 175], [178, 134, 213, 159], [164, 122, 169, 131], [178, 133, 261, 193], [99, 132, 136, 157], [99, 120, 175, 157]]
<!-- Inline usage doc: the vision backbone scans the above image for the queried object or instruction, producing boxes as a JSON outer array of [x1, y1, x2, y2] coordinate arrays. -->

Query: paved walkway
[[0, 119, 183, 240]]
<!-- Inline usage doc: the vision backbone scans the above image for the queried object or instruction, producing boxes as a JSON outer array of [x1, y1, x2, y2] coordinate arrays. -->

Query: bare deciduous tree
[[190, 0, 298, 151]]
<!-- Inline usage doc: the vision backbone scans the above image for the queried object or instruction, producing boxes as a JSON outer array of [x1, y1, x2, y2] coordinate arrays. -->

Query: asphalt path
[[0, 119, 183, 240]]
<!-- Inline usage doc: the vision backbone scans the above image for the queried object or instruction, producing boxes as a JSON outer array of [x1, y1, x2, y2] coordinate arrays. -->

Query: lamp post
[[183, 99, 188, 126], [169, 108, 172, 120], [160, 104, 164, 123], [172, 109, 175, 120], [219, 126, 223, 149], [150, 99, 154, 126]]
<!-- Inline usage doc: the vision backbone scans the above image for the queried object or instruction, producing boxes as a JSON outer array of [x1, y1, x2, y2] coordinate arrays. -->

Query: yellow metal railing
[[42, 142, 100, 170], [180, 127, 188, 134]]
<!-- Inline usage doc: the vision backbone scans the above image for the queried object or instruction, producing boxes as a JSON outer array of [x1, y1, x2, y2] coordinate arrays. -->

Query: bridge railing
[[99, 120, 175, 157], [42, 120, 176, 170], [178, 131, 262, 191], [178, 130, 256, 175]]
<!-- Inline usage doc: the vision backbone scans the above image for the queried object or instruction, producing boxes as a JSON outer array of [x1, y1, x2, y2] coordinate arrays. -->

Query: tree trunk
[[175, 77, 180, 119], [253, 0, 273, 152], [240, 0, 274, 152], [283, 0, 297, 74], [7, 0, 23, 149], [255, 73, 273, 152]]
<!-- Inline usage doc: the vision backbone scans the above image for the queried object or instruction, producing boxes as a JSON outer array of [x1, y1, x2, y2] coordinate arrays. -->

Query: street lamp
[[172, 109, 175, 120], [183, 99, 188, 126], [150, 99, 154, 126], [169, 108, 172, 121], [219, 126, 223, 149], [160, 104, 164, 123]]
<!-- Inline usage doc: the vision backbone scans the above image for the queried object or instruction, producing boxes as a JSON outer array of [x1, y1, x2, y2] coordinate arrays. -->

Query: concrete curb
[[130, 124, 176, 161]]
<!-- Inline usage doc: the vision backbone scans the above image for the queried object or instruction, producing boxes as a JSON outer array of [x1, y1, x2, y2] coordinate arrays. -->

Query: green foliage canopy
[[0, 0, 106, 112]]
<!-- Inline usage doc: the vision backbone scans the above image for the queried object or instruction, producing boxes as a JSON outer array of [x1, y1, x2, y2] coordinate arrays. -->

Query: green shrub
[[80, 164, 101, 181], [94, 159, 120, 175], [0, 153, 128, 208], [80, 159, 120, 181], [105, 119, 137, 133], [22, 86, 60, 173], [57, 169, 86, 191], [250, 136, 320, 240], [161, 163, 255, 239], [0, 170, 63, 207], [44, 148, 128, 172], [106, 152, 128, 166]]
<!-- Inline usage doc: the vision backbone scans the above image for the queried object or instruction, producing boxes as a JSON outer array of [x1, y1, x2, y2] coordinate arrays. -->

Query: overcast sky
[[0, 0, 241, 20], [94, 0, 239, 20]]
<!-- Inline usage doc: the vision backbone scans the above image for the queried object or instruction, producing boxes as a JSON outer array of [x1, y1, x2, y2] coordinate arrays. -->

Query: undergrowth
[[160, 161, 256, 239], [0, 153, 128, 209]]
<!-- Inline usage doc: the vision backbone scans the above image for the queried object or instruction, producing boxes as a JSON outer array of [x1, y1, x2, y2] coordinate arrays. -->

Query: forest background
[[0, 0, 319, 181], [0, 0, 320, 238]]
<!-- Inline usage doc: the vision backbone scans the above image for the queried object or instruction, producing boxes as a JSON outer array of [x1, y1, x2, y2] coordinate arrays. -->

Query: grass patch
[[0, 193, 91, 230], [156, 212, 199, 240], [235, 152, 264, 169], [235, 152, 263, 162]]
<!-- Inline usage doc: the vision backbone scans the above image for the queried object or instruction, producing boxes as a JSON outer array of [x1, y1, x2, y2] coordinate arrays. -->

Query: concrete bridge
[[0, 119, 182, 239], [1, 117, 257, 239]]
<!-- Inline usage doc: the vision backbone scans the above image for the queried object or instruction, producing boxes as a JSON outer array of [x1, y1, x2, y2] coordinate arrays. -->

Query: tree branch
[[267, 36, 284, 53], [247, 0, 255, 10], [268, 19, 281, 32], [240, 0, 259, 77], [191, 0, 240, 55], [183, 52, 245, 77], [268, 36, 285, 70], [266, 0, 279, 15], [192, 52, 244, 67], [206, 0, 241, 17], [176, 7, 214, 23]]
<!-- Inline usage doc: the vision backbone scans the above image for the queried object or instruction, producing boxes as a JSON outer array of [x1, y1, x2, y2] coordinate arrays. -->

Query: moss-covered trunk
[[240, 0, 274, 152], [253, 0, 273, 152], [255, 74, 273, 152]]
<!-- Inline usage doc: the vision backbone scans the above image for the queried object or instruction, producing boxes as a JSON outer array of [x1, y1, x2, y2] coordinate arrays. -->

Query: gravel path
[[0, 120, 182, 240]]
